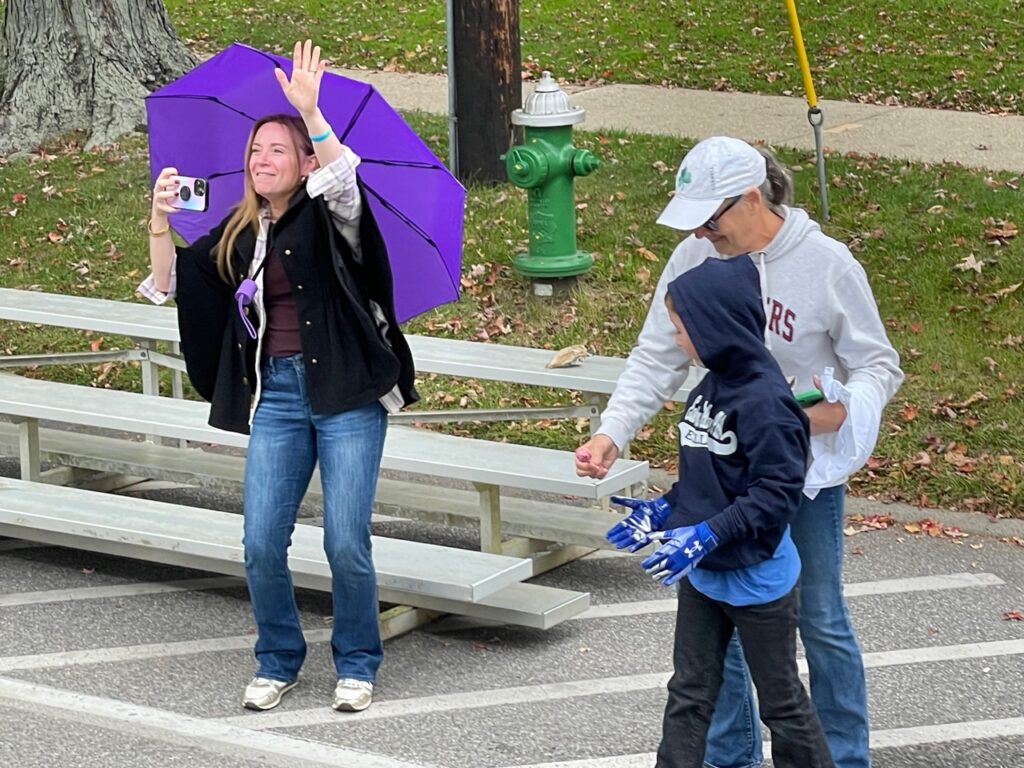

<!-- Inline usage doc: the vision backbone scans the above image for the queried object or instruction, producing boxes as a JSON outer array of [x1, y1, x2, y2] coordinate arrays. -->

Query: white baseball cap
[[656, 137, 767, 230]]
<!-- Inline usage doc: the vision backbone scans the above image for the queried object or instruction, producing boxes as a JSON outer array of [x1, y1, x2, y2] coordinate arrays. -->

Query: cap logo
[[675, 166, 692, 191]]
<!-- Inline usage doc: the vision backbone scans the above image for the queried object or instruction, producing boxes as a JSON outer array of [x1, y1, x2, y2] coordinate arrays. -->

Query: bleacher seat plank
[[0, 288, 178, 341], [0, 477, 531, 604], [0, 477, 589, 628], [0, 287, 699, 400], [0, 374, 647, 499], [0, 423, 628, 550]]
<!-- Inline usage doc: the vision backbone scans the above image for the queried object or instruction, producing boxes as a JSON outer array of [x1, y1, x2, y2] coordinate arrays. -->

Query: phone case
[[794, 388, 825, 407], [170, 175, 209, 213]]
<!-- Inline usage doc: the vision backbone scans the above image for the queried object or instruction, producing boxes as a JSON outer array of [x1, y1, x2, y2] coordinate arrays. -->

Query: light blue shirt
[[688, 526, 800, 606]]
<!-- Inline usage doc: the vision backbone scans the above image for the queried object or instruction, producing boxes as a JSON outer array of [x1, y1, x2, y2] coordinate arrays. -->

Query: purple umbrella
[[145, 43, 464, 322]]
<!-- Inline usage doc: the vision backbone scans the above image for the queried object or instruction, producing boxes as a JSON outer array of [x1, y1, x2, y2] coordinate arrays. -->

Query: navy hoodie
[[662, 256, 809, 571]]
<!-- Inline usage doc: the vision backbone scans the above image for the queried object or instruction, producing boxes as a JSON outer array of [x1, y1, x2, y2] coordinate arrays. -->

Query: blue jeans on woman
[[242, 354, 387, 685], [702, 485, 870, 768]]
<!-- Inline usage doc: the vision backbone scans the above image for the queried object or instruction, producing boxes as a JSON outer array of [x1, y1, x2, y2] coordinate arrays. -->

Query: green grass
[[156, 0, 1024, 115], [1, 115, 1021, 515]]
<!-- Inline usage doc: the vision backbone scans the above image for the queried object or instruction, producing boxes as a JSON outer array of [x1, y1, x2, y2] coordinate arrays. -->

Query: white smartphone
[[169, 175, 209, 212]]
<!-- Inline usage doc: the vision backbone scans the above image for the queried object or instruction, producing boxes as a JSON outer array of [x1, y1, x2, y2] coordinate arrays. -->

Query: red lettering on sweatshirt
[[766, 298, 796, 342]]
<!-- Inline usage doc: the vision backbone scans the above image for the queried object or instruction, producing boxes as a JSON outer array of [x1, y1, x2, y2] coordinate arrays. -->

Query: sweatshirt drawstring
[[755, 251, 772, 350]]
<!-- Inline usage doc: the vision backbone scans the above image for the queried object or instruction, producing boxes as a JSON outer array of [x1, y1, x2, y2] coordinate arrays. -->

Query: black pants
[[656, 579, 835, 768]]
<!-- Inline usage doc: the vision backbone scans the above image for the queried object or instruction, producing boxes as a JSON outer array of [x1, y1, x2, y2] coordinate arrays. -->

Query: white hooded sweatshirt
[[598, 206, 904, 496]]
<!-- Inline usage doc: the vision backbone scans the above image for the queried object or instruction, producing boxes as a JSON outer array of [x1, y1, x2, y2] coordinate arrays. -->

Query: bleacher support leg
[[16, 418, 41, 482], [474, 482, 503, 553]]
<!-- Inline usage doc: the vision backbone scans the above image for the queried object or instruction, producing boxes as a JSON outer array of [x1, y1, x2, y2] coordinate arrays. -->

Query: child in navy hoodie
[[605, 256, 834, 768]]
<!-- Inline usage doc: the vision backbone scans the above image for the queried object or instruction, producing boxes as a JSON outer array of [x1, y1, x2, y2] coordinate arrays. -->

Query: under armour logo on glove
[[683, 542, 704, 558], [604, 496, 674, 553], [640, 522, 719, 586]]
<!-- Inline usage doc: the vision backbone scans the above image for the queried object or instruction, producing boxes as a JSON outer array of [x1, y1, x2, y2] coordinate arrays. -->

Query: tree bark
[[0, 0, 196, 154], [452, 0, 521, 184]]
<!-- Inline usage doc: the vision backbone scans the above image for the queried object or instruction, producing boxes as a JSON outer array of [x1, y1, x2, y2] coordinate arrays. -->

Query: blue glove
[[640, 522, 719, 586], [605, 495, 673, 552]]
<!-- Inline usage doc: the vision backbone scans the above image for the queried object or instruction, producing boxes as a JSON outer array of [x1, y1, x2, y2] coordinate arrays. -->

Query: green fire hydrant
[[503, 71, 600, 280]]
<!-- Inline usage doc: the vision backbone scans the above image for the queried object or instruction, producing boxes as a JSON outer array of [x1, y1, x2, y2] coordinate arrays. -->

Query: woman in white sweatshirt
[[578, 136, 902, 768]]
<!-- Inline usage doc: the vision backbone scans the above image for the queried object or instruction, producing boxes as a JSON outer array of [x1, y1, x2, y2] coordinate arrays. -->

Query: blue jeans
[[703, 486, 870, 768], [242, 354, 387, 684]]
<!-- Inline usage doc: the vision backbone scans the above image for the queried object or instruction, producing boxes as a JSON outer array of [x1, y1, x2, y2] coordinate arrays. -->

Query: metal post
[[17, 418, 41, 482], [171, 341, 187, 449], [809, 108, 830, 221], [474, 482, 503, 553], [137, 339, 161, 444], [785, 0, 830, 220], [445, 0, 459, 176]]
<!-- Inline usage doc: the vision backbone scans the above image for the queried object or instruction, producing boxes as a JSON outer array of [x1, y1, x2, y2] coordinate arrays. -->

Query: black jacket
[[662, 256, 809, 570], [174, 186, 418, 434]]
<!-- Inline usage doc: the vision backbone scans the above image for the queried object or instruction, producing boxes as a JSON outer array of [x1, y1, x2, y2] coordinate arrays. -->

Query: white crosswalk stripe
[[511, 717, 1024, 767], [2, 538, 1021, 766], [220, 638, 1024, 730]]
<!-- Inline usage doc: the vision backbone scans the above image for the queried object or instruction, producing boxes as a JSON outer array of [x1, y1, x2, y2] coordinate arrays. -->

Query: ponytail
[[755, 146, 793, 213]]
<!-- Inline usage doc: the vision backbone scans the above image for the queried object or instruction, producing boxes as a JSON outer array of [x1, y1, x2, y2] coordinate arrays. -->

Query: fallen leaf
[[637, 247, 659, 262], [984, 221, 1018, 239], [953, 254, 984, 273], [1002, 611, 1023, 621], [989, 282, 1021, 300], [546, 344, 589, 369]]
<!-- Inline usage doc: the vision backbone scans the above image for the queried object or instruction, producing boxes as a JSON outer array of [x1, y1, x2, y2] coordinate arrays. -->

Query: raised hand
[[151, 167, 181, 218], [605, 495, 673, 552], [274, 39, 325, 119], [640, 522, 719, 586]]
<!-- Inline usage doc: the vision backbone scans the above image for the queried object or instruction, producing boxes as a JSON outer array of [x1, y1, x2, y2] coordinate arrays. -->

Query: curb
[[647, 468, 1024, 541]]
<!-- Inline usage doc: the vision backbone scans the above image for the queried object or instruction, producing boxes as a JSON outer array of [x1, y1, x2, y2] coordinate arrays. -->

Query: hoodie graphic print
[[662, 256, 810, 571]]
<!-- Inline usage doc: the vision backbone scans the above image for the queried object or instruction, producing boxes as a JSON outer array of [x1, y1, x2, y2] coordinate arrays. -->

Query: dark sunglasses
[[701, 196, 741, 231]]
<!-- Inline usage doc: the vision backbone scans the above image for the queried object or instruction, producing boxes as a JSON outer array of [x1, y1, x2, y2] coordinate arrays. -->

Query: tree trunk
[[0, 0, 196, 154], [452, 0, 521, 184]]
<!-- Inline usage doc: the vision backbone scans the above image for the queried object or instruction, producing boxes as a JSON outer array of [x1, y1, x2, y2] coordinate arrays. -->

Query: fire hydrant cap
[[511, 71, 586, 127]]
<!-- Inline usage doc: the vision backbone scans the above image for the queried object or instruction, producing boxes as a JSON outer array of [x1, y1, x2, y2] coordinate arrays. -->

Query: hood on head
[[666, 256, 773, 377]]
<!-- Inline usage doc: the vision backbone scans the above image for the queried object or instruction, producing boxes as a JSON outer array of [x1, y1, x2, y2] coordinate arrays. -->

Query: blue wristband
[[310, 128, 332, 143]]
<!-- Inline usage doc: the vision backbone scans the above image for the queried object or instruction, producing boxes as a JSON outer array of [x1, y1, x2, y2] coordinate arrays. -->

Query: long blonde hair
[[213, 114, 315, 282]]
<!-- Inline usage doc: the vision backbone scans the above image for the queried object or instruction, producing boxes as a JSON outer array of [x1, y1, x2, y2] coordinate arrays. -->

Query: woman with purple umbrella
[[141, 39, 418, 713]]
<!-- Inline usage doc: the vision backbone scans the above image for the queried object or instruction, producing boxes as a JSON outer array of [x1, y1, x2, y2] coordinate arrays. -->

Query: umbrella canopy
[[145, 43, 464, 322]]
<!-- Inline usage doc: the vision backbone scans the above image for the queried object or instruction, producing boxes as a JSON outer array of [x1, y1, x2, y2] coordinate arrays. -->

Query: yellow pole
[[784, 0, 829, 219], [785, 0, 818, 109]]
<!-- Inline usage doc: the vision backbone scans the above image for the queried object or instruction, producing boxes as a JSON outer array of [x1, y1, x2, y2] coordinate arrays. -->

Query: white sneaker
[[332, 678, 373, 712], [242, 676, 297, 711]]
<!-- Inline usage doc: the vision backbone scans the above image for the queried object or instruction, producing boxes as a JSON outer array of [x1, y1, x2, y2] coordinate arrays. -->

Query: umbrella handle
[[235, 278, 259, 340]]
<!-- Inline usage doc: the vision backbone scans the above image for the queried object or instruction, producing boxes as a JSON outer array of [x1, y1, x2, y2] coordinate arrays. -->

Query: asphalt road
[[1, 462, 1022, 768]]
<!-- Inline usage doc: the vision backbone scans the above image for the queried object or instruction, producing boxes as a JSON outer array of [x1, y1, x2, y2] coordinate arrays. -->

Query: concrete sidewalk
[[341, 68, 1024, 173]]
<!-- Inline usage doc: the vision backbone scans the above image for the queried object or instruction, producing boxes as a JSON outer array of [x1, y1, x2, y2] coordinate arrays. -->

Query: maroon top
[[261, 249, 302, 358]]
